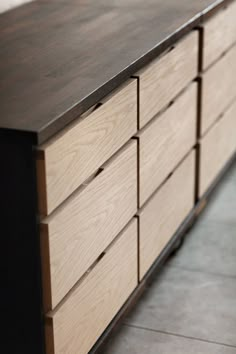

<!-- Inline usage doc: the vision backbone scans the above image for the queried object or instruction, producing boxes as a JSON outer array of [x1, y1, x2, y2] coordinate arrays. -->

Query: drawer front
[[45, 219, 138, 354], [139, 151, 195, 279], [203, 1, 236, 70], [201, 44, 236, 135], [37, 79, 137, 216], [138, 31, 198, 128], [139, 83, 197, 206], [41, 140, 137, 311], [199, 100, 236, 197]]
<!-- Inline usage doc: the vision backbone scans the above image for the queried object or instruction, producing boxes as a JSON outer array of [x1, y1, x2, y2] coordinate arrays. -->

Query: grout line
[[168, 264, 236, 280], [124, 324, 236, 349]]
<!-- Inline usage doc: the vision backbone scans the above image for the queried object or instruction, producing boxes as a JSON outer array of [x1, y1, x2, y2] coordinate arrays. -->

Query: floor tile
[[103, 325, 236, 354], [125, 267, 236, 346], [168, 220, 236, 277], [103, 163, 236, 353], [200, 163, 236, 224]]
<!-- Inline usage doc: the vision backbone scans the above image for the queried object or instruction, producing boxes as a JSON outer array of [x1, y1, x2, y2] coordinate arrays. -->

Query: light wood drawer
[[138, 82, 197, 206], [203, 1, 236, 70], [199, 100, 236, 197], [41, 140, 137, 311], [139, 151, 195, 279], [37, 79, 137, 216], [201, 44, 236, 136], [45, 218, 138, 354], [137, 31, 198, 128]]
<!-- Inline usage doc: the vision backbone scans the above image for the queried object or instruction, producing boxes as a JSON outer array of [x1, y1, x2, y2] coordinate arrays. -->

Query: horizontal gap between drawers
[[39, 166, 103, 222], [45, 217, 138, 316], [198, 96, 236, 140], [134, 80, 197, 135], [40, 139, 136, 221], [203, 40, 236, 72], [136, 147, 197, 214]]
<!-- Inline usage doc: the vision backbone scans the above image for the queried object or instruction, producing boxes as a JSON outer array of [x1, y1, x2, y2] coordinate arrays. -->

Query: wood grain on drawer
[[139, 151, 195, 279], [139, 82, 197, 206], [201, 44, 236, 135], [37, 79, 137, 216], [137, 31, 198, 128], [41, 140, 137, 311], [45, 219, 138, 354], [199, 100, 236, 197], [203, 1, 236, 70]]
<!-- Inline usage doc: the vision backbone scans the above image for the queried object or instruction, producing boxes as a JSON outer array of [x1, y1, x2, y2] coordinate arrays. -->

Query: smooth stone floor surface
[[103, 161, 236, 353]]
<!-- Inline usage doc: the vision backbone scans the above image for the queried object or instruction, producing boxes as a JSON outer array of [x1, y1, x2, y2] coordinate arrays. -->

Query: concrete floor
[[104, 161, 236, 354]]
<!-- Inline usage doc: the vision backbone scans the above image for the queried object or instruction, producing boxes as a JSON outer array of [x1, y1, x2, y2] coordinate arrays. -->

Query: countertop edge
[[0, 0, 233, 145]]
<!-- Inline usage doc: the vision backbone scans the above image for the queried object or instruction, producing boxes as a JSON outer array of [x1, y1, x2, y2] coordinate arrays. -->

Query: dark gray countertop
[[0, 0, 231, 143]]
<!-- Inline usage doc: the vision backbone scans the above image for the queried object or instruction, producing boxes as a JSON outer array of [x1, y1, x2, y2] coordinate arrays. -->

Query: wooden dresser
[[1, 1, 236, 353]]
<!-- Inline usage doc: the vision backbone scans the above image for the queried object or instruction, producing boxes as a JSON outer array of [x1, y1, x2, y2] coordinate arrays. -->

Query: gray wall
[[0, 0, 34, 13]]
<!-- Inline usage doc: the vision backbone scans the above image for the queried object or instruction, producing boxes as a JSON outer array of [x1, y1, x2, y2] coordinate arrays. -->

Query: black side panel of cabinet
[[1, 133, 45, 354]]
